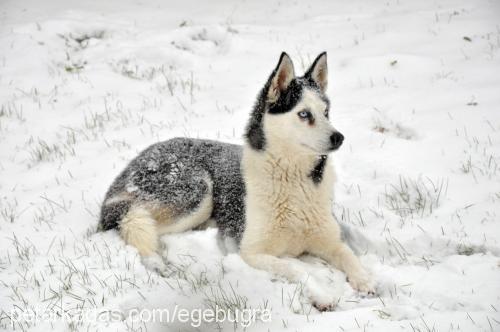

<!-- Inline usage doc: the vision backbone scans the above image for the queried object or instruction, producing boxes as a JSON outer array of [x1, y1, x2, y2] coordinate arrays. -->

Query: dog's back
[[99, 137, 245, 255]]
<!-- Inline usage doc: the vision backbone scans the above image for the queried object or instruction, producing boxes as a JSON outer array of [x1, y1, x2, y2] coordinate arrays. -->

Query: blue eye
[[298, 110, 309, 119]]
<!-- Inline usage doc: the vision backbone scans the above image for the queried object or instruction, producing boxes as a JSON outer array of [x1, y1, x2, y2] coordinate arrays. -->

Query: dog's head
[[245, 52, 343, 155]]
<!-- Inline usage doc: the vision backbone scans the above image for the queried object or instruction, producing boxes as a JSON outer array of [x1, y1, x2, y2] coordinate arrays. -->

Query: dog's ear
[[305, 52, 328, 92], [267, 52, 295, 102]]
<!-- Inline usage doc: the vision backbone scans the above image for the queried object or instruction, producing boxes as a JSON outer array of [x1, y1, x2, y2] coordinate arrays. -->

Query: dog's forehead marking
[[268, 78, 329, 115], [296, 88, 328, 114], [302, 89, 326, 107]]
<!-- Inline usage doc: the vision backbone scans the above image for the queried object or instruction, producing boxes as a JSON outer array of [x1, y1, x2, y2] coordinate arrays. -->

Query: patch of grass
[[9, 234, 39, 263], [59, 30, 106, 51], [0, 199, 23, 223], [458, 127, 499, 181], [460, 152, 498, 180], [64, 62, 86, 73], [384, 176, 448, 219], [57, 29, 105, 73], [109, 60, 200, 103], [456, 244, 485, 256], [372, 108, 416, 140], [0, 102, 25, 122], [27, 132, 77, 166], [203, 281, 248, 313]]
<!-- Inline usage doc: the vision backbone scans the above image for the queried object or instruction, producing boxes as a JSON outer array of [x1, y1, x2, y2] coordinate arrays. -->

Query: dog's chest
[[260, 158, 332, 228], [271, 174, 329, 223], [242, 149, 335, 254], [261, 170, 332, 256]]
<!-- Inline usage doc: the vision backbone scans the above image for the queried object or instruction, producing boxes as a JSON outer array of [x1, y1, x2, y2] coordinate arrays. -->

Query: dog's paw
[[304, 279, 338, 312], [312, 301, 336, 312], [141, 253, 169, 277], [347, 274, 375, 296]]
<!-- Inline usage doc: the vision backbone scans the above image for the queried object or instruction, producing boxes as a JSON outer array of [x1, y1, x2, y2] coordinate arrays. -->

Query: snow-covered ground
[[1, 0, 500, 330]]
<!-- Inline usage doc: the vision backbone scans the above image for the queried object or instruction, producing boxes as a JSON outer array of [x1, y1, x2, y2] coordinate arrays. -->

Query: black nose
[[330, 132, 344, 149]]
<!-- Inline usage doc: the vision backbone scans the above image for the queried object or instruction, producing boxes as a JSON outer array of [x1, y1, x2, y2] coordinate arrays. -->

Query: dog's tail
[[339, 222, 377, 255], [98, 200, 131, 231]]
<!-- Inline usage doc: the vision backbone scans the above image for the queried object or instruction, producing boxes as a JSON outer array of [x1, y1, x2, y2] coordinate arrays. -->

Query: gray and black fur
[[99, 138, 245, 239]]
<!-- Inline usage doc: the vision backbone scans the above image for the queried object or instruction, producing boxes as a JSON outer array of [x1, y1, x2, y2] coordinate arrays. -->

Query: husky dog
[[99, 52, 374, 308]]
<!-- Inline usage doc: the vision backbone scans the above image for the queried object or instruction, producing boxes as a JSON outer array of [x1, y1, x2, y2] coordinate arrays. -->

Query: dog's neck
[[253, 140, 328, 175]]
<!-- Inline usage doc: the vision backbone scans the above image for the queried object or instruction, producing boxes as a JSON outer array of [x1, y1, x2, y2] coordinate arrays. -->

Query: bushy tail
[[98, 201, 131, 231]]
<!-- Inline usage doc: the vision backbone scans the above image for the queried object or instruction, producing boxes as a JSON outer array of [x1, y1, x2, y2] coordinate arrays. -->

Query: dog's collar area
[[309, 155, 328, 184]]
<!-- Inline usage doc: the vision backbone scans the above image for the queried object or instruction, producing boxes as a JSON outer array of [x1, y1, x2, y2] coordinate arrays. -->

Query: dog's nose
[[330, 132, 344, 149]]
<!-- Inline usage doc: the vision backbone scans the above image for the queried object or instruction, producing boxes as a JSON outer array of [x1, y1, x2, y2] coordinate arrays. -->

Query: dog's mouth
[[301, 143, 339, 154], [327, 144, 342, 152]]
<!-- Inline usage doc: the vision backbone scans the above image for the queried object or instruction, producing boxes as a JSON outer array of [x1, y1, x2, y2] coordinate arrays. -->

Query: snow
[[1, 0, 499, 330]]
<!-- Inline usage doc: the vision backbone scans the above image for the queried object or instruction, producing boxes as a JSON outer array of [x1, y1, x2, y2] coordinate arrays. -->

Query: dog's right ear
[[267, 52, 295, 103], [305, 52, 328, 92]]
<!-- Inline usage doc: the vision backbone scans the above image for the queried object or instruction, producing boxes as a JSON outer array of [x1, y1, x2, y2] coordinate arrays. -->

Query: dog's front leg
[[308, 223, 375, 295], [241, 252, 304, 281], [241, 251, 337, 310]]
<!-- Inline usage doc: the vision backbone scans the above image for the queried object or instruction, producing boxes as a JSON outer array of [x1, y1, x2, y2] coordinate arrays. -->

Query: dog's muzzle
[[330, 131, 344, 150]]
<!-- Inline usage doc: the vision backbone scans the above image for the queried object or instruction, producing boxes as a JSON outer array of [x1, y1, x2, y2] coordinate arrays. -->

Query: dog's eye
[[298, 110, 310, 119], [324, 108, 329, 118]]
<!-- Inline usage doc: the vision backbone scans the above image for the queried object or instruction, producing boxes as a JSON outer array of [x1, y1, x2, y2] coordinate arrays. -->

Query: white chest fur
[[240, 145, 337, 257]]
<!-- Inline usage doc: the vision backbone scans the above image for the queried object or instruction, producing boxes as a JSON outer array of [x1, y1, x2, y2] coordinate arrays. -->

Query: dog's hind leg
[[119, 205, 169, 274], [120, 206, 159, 257], [119, 178, 213, 275], [157, 178, 213, 235]]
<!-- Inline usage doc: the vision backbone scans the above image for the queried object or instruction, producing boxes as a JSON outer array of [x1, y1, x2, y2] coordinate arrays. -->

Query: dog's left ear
[[305, 52, 328, 92]]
